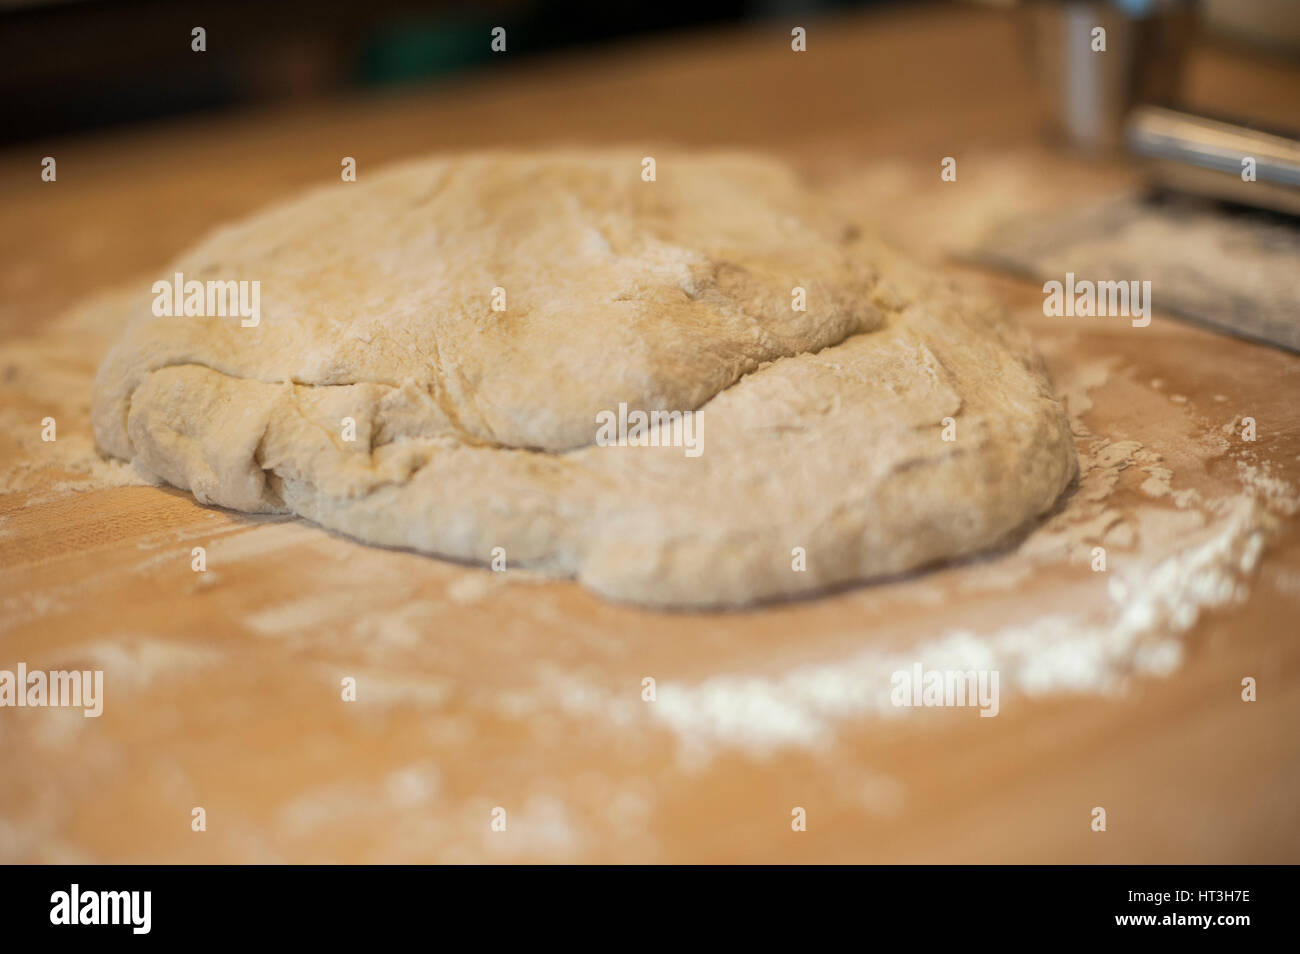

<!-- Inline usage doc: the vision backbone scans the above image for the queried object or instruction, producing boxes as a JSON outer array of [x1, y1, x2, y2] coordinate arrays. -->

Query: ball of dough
[[93, 151, 1076, 607]]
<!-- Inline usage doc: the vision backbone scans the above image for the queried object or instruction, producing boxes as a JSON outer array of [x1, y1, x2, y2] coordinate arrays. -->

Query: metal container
[[1127, 106, 1300, 215], [1022, 0, 1198, 151]]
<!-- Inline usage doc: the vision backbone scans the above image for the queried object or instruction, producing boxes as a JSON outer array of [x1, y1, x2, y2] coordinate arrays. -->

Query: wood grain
[[1, 4, 1298, 863]]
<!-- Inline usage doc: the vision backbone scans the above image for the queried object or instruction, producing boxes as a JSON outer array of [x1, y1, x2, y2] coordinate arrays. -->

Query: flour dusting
[[640, 355, 1297, 761], [4, 276, 1295, 771]]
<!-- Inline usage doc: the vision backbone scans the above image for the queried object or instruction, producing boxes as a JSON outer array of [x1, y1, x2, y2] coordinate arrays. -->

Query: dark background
[[0, 0, 891, 145]]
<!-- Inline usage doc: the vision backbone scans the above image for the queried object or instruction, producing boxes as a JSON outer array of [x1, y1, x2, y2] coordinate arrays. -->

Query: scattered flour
[[4, 290, 1296, 772], [631, 356, 1298, 762]]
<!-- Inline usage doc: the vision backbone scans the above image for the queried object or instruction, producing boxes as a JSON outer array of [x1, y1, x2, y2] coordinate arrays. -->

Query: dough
[[93, 150, 1077, 608]]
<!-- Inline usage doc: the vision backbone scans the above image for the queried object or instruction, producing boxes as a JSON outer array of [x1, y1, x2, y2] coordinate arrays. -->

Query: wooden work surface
[[1, 4, 1298, 863]]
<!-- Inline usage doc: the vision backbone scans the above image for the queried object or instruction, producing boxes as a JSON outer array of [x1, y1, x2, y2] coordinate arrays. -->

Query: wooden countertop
[[1, 3, 1298, 863]]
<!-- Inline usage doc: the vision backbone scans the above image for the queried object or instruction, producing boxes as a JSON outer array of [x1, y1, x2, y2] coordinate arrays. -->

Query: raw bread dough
[[93, 151, 1077, 608]]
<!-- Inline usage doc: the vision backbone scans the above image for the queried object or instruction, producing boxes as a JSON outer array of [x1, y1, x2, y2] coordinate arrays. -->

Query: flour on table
[[3, 155, 1293, 767]]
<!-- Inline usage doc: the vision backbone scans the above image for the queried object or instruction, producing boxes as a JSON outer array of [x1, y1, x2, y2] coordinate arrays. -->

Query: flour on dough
[[93, 151, 1076, 607]]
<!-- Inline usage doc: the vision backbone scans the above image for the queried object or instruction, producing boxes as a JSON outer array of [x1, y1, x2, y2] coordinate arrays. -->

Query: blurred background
[[2, 0, 1299, 865], [0, 0, 868, 145], [2, 0, 1298, 146]]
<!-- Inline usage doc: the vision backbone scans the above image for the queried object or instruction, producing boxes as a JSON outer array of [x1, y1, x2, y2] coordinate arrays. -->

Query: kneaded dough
[[93, 150, 1076, 608]]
